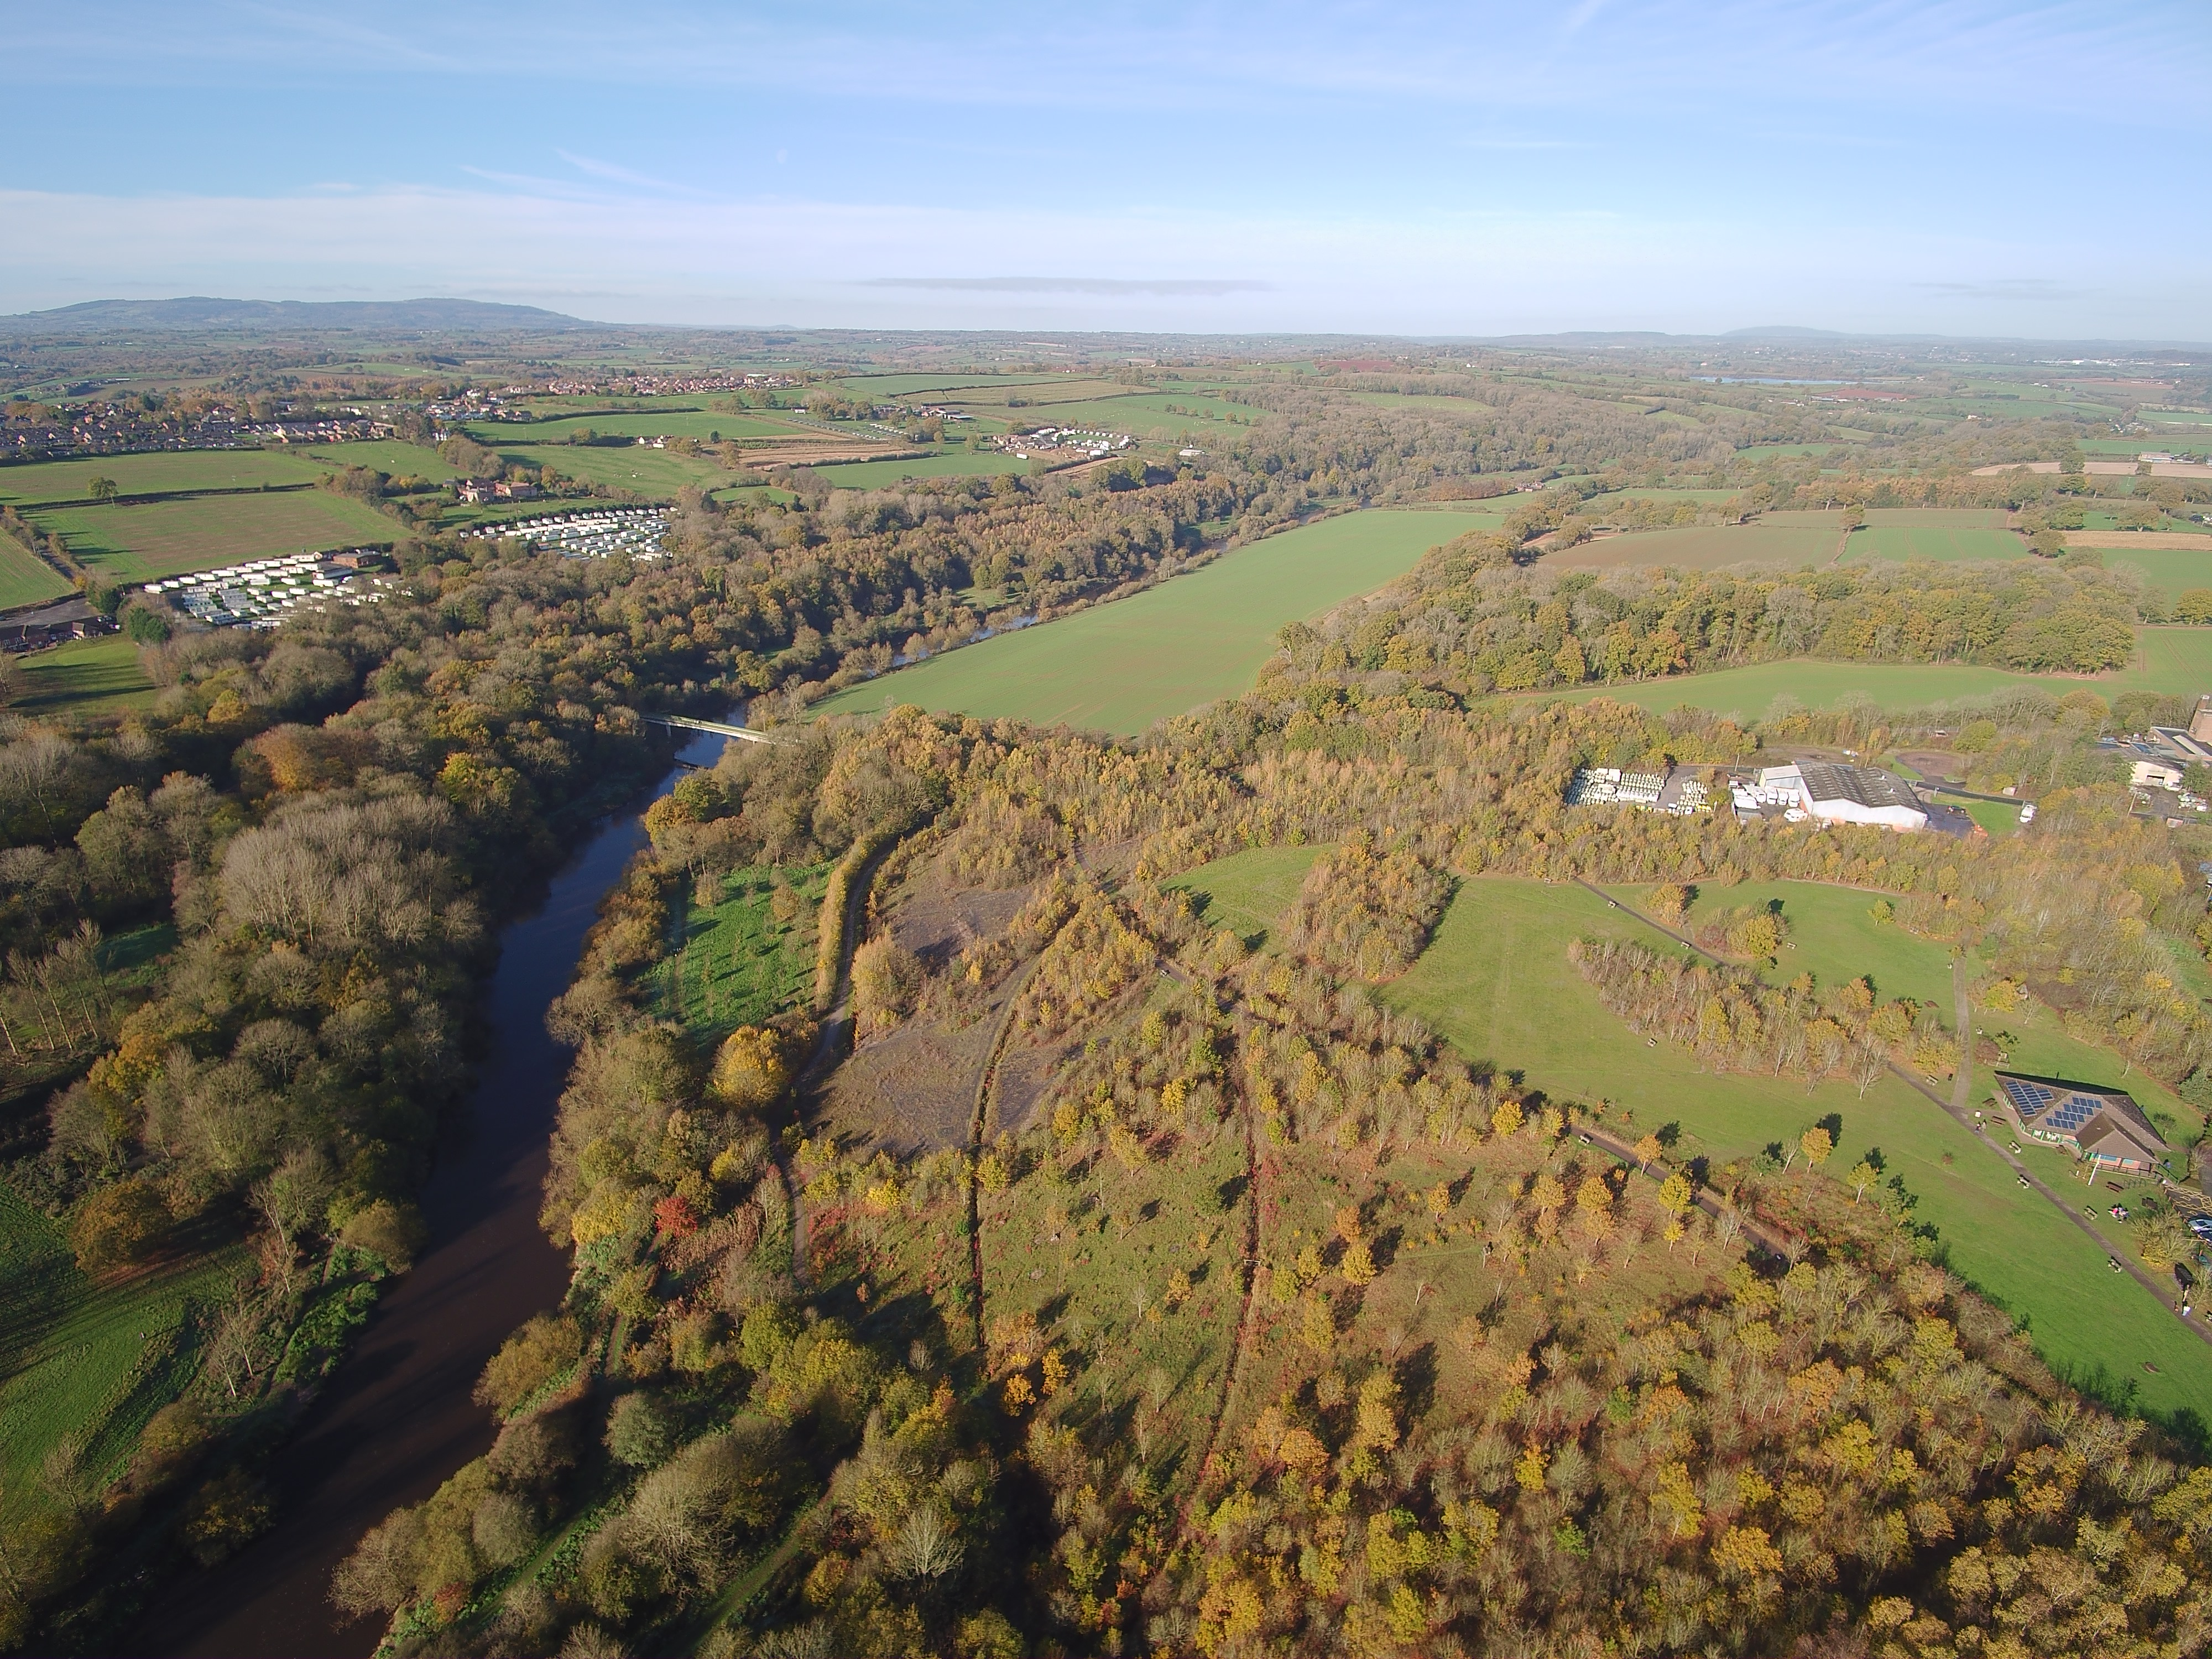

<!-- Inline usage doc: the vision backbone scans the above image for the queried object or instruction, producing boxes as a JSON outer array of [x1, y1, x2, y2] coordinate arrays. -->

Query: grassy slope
[[651, 865, 826, 1042], [474, 441, 738, 502], [0, 1181, 240, 1523], [27, 493, 399, 582], [1381, 877, 2212, 1423], [15, 636, 158, 714], [813, 508, 1496, 734]]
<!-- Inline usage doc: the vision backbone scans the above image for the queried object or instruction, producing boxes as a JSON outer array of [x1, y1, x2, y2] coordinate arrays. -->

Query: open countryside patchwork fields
[[463, 411, 804, 444], [25, 491, 398, 583], [812, 507, 1495, 733]]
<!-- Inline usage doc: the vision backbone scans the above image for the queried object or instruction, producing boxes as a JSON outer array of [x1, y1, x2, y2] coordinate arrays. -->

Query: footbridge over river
[[642, 713, 773, 743]]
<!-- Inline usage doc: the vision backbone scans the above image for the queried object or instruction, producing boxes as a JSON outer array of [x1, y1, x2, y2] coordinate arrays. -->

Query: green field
[[812, 508, 1496, 734], [0, 450, 328, 507], [26, 492, 398, 583], [292, 440, 463, 481], [477, 441, 746, 502], [651, 865, 826, 1041], [465, 412, 801, 444], [833, 372, 1070, 398], [1553, 510, 1845, 571], [1542, 628, 2212, 720], [1843, 508, 2023, 564], [0, 1179, 241, 1522], [1379, 877, 2212, 1421], [1963, 799, 2025, 838], [1165, 844, 1324, 946], [2107, 547, 2212, 599], [806, 451, 1026, 489], [15, 635, 159, 714], [0, 528, 74, 610]]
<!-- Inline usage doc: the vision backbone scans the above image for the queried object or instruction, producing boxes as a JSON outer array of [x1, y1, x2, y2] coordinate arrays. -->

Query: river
[[137, 725, 733, 1658]]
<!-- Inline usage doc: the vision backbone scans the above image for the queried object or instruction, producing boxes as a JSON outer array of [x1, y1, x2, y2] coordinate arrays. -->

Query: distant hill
[[0, 297, 599, 333], [1721, 324, 1850, 341]]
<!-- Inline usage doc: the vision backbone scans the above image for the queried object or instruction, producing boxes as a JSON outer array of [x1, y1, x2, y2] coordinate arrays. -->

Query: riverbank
[[135, 724, 737, 1658]]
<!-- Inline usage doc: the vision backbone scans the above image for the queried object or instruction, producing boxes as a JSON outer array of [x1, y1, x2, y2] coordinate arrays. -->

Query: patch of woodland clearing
[[815, 836, 1056, 1155]]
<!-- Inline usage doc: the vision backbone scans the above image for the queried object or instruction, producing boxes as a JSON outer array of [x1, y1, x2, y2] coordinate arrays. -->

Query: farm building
[[1744, 762, 1928, 832], [1994, 1072, 2167, 1173]]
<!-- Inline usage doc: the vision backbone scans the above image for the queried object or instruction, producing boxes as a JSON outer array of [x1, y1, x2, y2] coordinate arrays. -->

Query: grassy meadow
[[0, 450, 329, 507], [1164, 844, 1326, 947], [0, 1179, 242, 1524], [813, 508, 1495, 734], [2108, 546, 2212, 599], [0, 529, 74, 610], [650, 865, 826, 1042], [1841, 508, 2023, 564], [465, 412, 801, 444], [14, 637, 158, 714], [1551, 510, 1845, 571], [27, 492, 397, 583], [475, 440, 745, 501], [1538, 626, 2212, 720]]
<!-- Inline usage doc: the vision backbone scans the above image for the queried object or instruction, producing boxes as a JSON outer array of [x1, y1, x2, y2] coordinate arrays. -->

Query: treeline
[[1265, 554, 2142, 701]]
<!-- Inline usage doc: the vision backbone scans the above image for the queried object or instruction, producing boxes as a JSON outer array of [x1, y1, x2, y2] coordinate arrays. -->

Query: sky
[[1, 0, 2208, 338]]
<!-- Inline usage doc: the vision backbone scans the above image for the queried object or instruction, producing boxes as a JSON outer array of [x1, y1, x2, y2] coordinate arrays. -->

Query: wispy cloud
[[554, 150, 712, 197], [859, 278, 1272, 296]]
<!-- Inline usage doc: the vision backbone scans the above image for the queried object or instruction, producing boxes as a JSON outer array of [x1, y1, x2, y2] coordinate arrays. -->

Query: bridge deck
[[642, 714, 771, 743]]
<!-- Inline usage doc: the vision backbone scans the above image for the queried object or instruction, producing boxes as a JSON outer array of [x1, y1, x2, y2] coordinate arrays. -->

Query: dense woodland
[[2, 333, 2211, 1653], [324, 694, 2212, 1657]]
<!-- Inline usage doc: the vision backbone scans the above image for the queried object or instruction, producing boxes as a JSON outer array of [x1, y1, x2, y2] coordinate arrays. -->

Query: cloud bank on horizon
[[1, 0, 2206, 337]]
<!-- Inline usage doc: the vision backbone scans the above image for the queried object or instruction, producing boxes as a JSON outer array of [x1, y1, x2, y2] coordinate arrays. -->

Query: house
[[494, 481, 540, 500], [2190, 694, 2212, 747], [1994, 1072, 2167, 1172], [1755, 763, 1929, 832], [2133, 759, 2186, 791]]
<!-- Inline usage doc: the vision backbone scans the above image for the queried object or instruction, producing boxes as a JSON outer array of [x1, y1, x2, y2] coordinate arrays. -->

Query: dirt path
[[790, 828, 916, 1280], [963, 955, 1047, 1353], [1165, 1018, 1263, 1542]]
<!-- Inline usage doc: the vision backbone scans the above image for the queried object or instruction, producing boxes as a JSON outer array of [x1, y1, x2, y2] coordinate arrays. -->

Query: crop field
[[650, 864, 826, 1041], [934, 378, 1141, 410], [0, 450, 329, 507], [1164, 844, 1324, 947], [812, 507, 1495, 733], [466, 411, 802, 444], [1841, 508, 2023, 564], [2105, 547, 2212, 598], [0, 1180, 243, 1522], [15, 635, 158, 714], [1377, 877, 2212, 1420], [479, 440, 737, 500], [292, 440, 463, 480], [0, 528, 73, 610], [805, 450, 1026, 489], [990, 393, 1251, 440], [833, 372, 1068, 398], [1541, 629, 2212, 721], [24, 491, 397, 582], [1549, 510, 1844, 571]]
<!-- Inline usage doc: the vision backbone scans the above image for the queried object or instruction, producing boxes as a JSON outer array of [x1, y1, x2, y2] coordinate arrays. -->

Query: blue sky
[[1, 1, 2206, 336]]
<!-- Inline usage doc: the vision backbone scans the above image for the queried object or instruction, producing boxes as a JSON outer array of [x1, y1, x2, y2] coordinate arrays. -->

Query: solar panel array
[[1999, 1076, 2101, 1134]]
